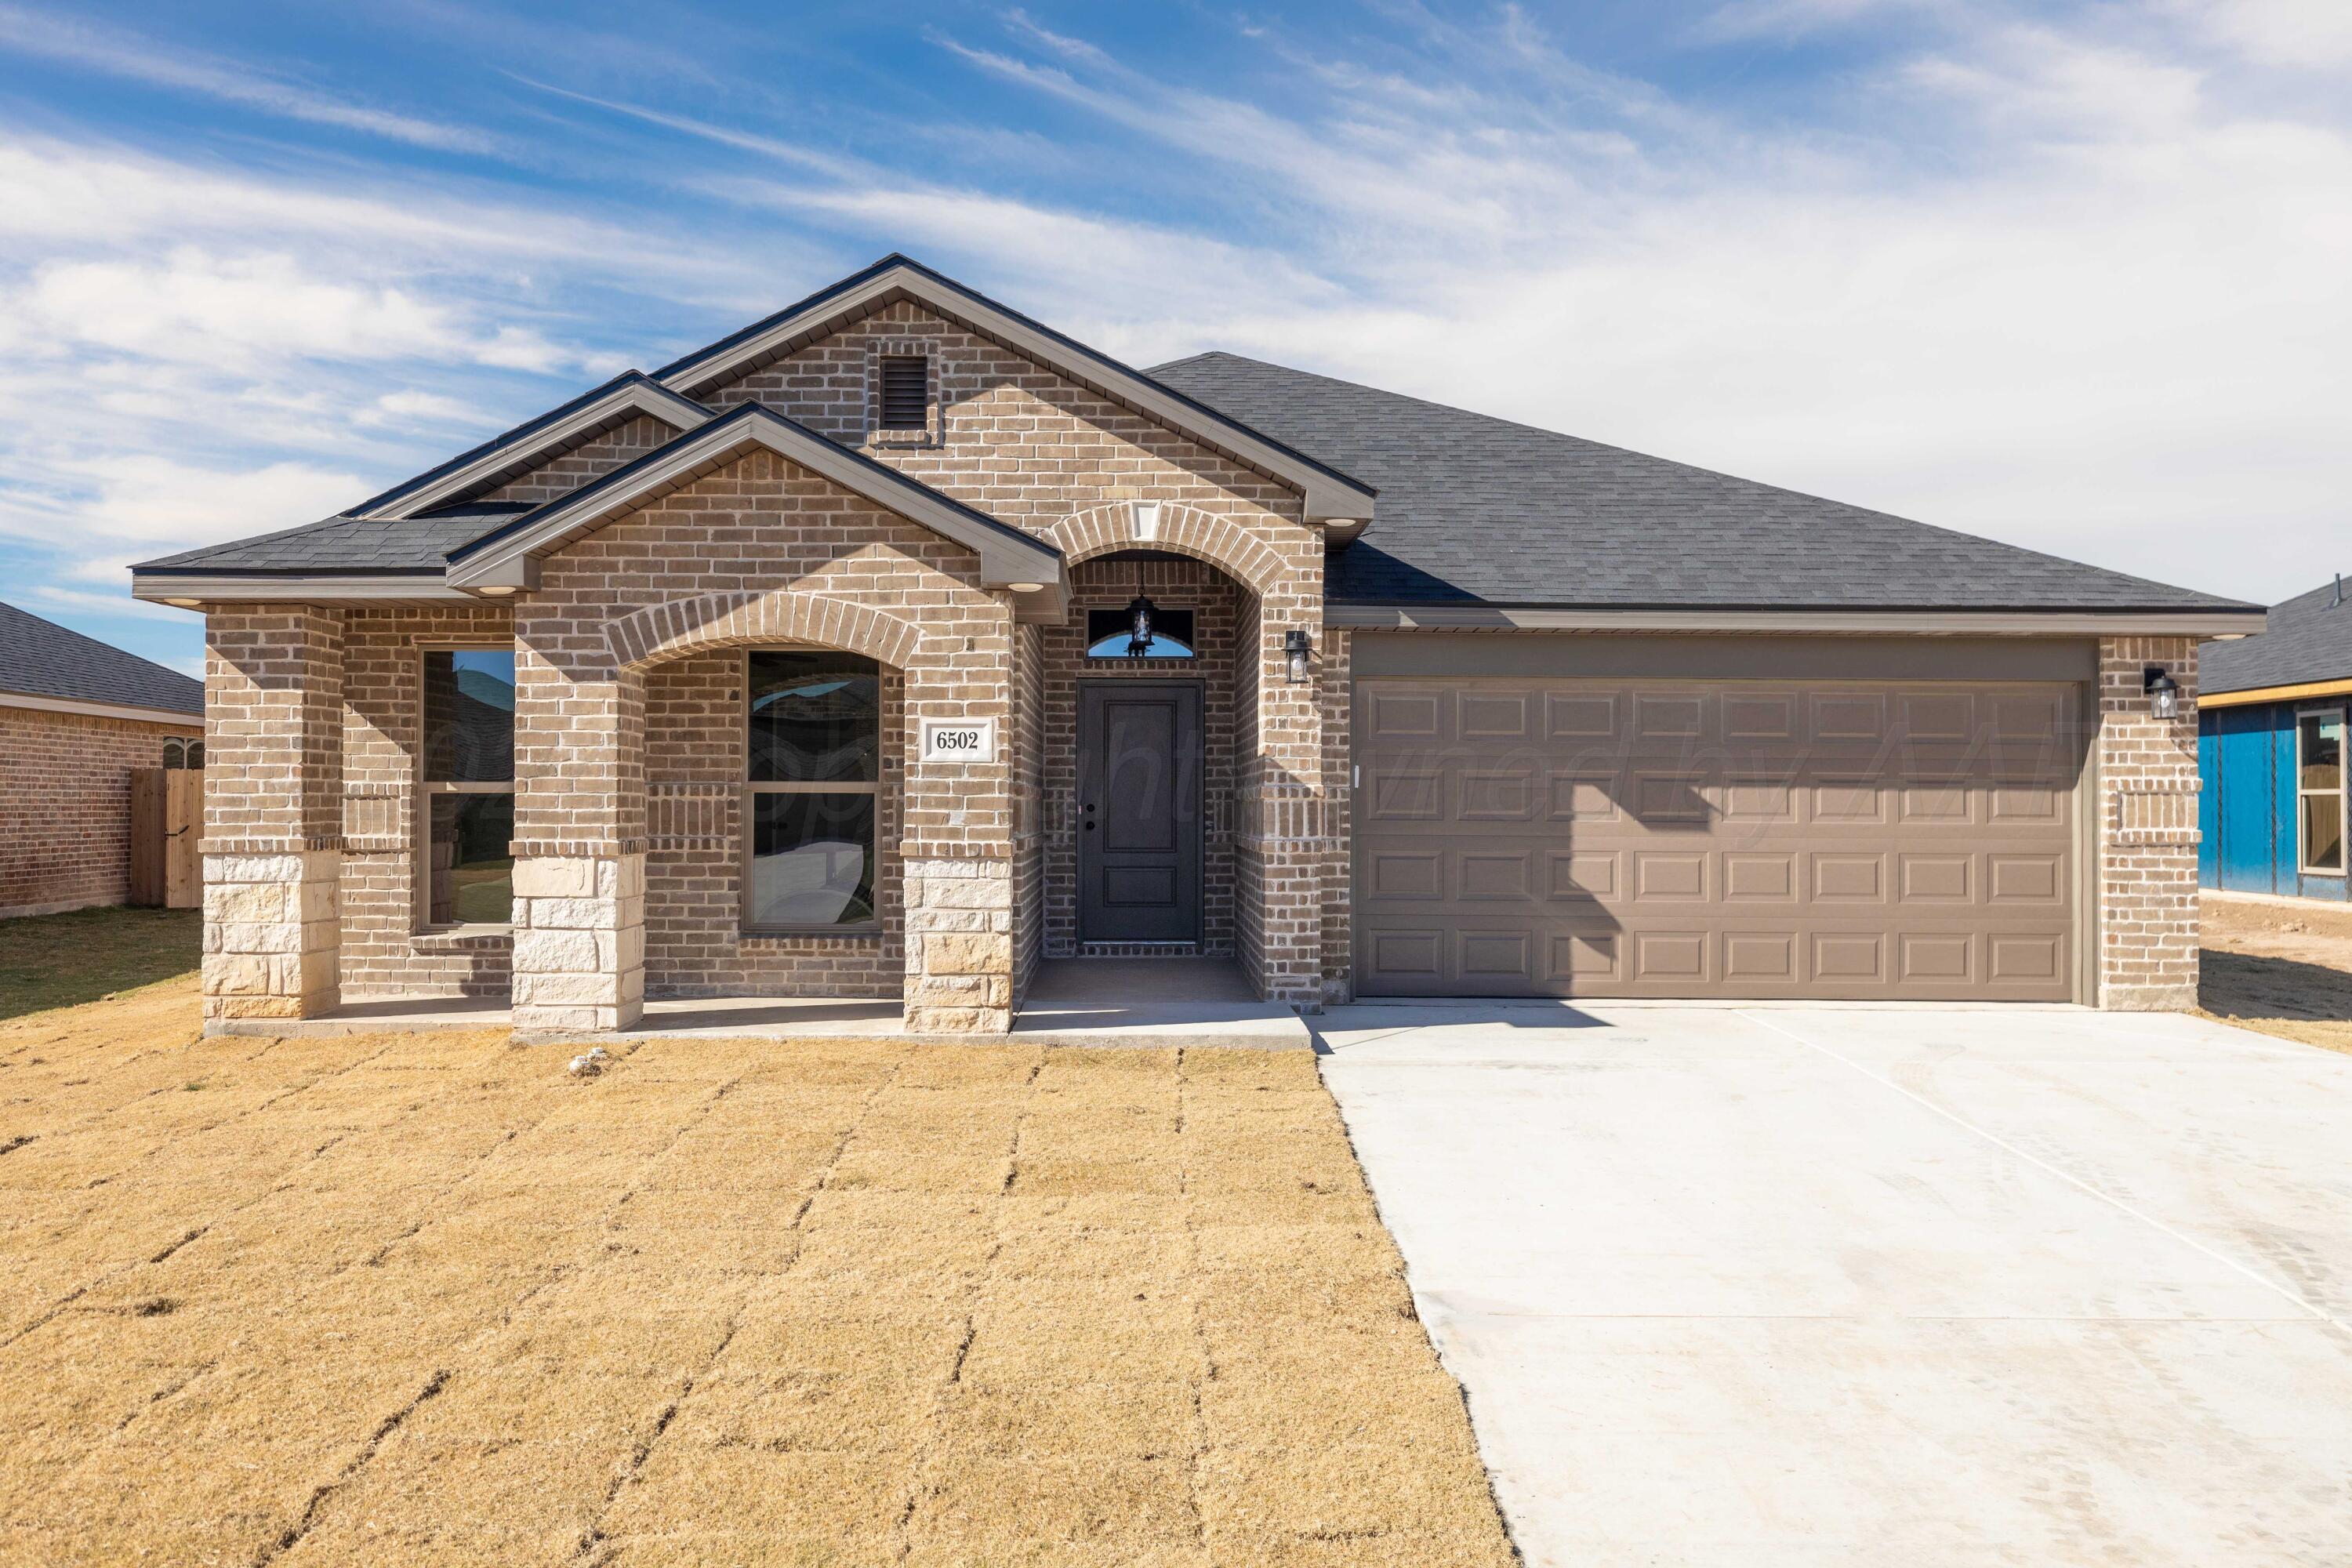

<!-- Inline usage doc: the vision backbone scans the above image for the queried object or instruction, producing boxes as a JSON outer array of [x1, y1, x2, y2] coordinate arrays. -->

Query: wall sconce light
[[2144, 666, 2180, 720], [1284, 628, 1312, 684]]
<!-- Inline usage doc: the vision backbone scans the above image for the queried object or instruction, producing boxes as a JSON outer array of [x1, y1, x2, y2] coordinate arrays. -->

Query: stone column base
[[904, 858, 1013, 1032], [2098, 982, 2199, 1013], [202, 848, 340, 1024], [510, 852, 645, 1035]]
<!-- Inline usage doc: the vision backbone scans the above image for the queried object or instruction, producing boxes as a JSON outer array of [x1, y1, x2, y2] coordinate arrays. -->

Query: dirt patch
[[2200, 894, 2352, 1056], [0, 987, 1515, 1565]]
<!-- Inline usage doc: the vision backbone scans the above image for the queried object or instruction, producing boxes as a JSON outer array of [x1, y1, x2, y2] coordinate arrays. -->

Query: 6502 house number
[[920, 719, 996, 763]]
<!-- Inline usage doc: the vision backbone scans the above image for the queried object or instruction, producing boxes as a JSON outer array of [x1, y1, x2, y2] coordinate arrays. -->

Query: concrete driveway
[[1317, 1003, 2352, 1567]]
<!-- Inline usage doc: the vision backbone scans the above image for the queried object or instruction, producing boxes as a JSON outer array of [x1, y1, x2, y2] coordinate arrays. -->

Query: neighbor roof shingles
[[0, 601, 202, 715], [1151, 351, 2253, 614], [2201, 578, 2352, 695]]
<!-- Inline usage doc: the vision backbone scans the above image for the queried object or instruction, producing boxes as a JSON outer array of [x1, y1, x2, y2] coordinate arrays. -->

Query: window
[[2299, 707, 2347, 875], [746, 651, 880, 929], [1085, 607, 1196, 659], [877, 354, 928, 431], [421, 648, 515, 927], [162, 738, 203, 769]]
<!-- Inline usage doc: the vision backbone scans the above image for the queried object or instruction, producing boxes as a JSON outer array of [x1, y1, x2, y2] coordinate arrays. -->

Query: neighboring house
[[0, 601, 205, 919], [2198, 577, 2351, 902], [129, 255, 2262, 1033]]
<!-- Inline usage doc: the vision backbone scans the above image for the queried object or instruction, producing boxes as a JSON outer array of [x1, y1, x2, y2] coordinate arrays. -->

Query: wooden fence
[[129, 768, 203, 909]]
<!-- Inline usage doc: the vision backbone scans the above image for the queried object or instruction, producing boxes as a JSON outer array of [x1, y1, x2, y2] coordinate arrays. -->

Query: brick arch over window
[[1044, 503, 1289, 598], [604, 590, 928, 673]]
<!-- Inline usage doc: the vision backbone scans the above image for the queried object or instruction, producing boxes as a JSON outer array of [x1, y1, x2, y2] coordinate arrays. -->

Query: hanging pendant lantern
[[1125, 560, 1156, 658]]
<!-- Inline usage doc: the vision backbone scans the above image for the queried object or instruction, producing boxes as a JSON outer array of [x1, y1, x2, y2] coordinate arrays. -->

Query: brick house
[[131, 256, 2262, 1034], [1, 601, 205, 919]]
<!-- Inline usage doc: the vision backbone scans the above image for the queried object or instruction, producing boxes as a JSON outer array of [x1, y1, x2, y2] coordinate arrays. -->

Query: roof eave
[[130, 572, 476, 606], [1326, 603, 2270, 637], [654, 258, 1378, 526]]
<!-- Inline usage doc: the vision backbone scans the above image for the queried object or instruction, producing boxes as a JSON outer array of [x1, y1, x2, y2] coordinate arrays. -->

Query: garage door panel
[[1356, 675, 2079, 1001]]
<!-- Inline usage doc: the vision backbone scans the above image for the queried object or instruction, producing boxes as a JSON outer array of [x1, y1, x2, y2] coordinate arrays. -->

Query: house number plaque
[[920, 719, 996, 764]]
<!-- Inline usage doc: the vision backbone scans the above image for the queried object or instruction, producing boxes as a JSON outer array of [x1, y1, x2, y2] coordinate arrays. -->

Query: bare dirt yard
[[0, 974, 1515, 1566], [2201, 892, 2352, 1056]]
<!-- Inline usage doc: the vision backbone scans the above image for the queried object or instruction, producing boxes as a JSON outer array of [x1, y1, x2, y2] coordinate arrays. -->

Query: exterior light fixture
[[1285, 628, 1312, 684], [1124, 559, 1156, 658], [479, 584, 517, 597], [1006, 581, 1046, 593], [2144, 666, 2180, 720], [163, 598, 201, 608]]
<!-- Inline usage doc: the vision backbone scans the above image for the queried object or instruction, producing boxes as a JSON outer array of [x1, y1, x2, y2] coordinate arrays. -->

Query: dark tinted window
[[423, 649, 515, 782], [748, 652, 880, 782]]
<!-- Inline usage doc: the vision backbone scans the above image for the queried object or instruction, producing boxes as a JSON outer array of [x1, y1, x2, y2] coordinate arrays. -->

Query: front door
[[1077, 681, 1203, 942]]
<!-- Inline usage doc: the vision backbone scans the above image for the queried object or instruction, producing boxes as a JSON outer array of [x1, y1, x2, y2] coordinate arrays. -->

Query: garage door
[[1353, 676, 2082, 1000]]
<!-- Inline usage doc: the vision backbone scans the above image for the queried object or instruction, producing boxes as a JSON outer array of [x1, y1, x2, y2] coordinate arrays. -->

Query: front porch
[[209, 956, 1312, 1048]]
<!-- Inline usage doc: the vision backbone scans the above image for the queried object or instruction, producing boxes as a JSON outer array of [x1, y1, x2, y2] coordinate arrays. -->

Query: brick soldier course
[[132, 256, 2262, 1033]]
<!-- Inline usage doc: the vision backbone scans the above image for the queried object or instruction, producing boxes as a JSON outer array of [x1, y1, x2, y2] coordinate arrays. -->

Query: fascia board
[[130, 573, 472, 604], [1324, 604, 2273, 637], [0, 689, 203, 726]]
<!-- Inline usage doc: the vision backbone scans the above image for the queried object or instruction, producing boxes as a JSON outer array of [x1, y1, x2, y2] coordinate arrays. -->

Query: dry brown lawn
[[0, 975, 1516, 1566], [2200, 893, 2352, 1056]]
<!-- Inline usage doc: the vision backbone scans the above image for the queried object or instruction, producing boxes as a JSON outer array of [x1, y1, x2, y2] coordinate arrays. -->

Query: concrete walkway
[[1317, 1002, 2352, 1567]]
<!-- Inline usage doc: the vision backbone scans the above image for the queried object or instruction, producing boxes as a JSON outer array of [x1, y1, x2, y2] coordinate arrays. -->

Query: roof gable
[[444, 402, 1065, 614], [653, 255, 1377, 528], [353, 372, 714, 520]]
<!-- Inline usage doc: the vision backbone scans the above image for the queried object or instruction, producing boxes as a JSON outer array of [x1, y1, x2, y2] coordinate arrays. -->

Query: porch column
[[509, 636, 646, 1036], [201, 606, 344, 1025], [1242, 557, 1331, 1008], [902, 602, 1017, 1033], [2096, 636, 2202, 1011]]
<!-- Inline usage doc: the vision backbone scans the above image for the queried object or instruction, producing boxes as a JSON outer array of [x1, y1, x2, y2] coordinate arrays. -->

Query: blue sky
[[1, 0, 2346, 675]]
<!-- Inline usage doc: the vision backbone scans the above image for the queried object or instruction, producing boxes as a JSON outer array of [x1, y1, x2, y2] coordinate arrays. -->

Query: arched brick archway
[[604, 589, 929, 673], [1042, 503, 1288, 600]]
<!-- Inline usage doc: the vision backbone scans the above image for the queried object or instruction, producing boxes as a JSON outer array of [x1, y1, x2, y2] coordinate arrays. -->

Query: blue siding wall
[[2198, 701, 2352, 901]]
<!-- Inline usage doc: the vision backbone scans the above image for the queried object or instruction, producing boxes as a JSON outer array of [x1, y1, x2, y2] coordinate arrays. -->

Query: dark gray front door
[[1078, 681, 1203, 942]]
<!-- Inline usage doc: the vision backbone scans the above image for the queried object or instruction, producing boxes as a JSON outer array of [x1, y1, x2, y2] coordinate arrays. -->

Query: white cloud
[[0, 454, 365, 552], [931, 6, 2352, 605], [2168, 0, 2352, 67], [0, 4, 492, 151], [359, 390, 488, 428]]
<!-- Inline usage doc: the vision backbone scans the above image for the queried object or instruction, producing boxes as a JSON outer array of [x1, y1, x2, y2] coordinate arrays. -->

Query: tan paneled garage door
[[1353, 676, 2082, 1000]]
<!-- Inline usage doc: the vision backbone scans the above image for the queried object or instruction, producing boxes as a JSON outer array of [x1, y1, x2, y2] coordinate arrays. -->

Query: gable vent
[[878, 355, 929, 431]]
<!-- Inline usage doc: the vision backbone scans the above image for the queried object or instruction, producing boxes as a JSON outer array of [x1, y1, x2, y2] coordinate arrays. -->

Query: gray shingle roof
[[1151, 352, 2254, 614], [0, 601, 202, 715], [136, 505, 528, 575], [2201, 577, 2352, 695]]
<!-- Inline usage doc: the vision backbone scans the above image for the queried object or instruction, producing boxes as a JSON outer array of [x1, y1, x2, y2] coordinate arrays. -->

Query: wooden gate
[[129, 768, 203, 909]]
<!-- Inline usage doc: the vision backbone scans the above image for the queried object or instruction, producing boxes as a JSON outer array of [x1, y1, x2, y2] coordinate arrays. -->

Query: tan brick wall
[[201, 607, 345, 1022], [2096, 635, 2202, 1010], [339, 604, 516, 998], [1318, 626, 1355, 1004], [1040, 557, 1241, 957], [0, 705, 201, 918], [511, 448, 1017, 1033], [1010, 622, 1045, 1001]]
